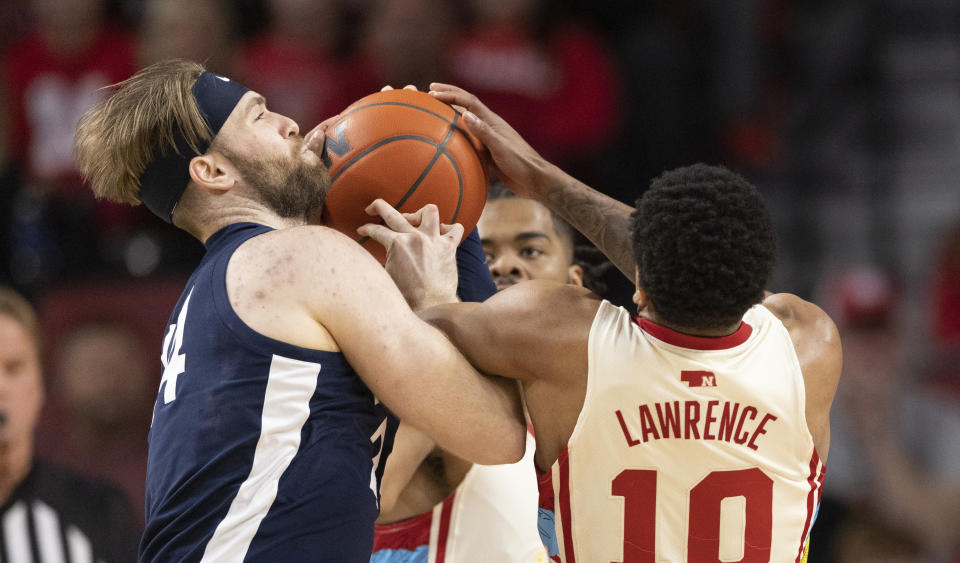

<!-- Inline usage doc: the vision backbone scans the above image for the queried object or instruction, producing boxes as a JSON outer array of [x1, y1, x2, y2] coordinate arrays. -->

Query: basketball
[[319, 89, 489, 263]]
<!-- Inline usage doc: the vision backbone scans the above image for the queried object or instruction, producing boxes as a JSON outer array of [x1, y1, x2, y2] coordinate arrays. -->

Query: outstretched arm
[[418, 280, 600, 384], [429, 83, 637, 279]]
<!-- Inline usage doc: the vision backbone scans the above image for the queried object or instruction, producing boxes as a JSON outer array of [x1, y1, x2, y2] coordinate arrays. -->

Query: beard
[[224, 146, 331, 221]]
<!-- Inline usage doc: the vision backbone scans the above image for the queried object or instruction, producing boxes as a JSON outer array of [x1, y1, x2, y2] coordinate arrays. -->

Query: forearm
[[389, 336, 525, 465], [378, 424, 436, 513], [531, 163, 637, 279]]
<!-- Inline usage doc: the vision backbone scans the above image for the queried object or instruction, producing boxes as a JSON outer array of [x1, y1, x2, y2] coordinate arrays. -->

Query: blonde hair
[[74, 59, 212, 205], [0, 287, 40, 356]]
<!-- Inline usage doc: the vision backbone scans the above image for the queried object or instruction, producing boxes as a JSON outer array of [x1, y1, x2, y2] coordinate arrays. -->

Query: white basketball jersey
[[373, 432, 547, 563], [538, 301, 825, 563], [442, 432, 547, 562]]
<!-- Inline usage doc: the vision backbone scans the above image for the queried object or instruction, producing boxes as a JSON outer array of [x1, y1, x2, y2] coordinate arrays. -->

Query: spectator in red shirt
[[2, 0, 137, 287], [448, 0, 620, 174], [139, 0, 235, 75], [4, 0, 136, 190], [234, 0, 356, 128], [345, 0, 461, 98]]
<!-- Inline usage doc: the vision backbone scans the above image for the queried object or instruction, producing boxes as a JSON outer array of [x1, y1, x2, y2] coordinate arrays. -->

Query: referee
[[0, 287, 138, 563]]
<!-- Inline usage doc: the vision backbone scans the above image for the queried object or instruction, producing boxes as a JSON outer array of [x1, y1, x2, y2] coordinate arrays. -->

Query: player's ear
[[567, 264, 584, 287], [188, 153, 234, 194], [633, 268, 648, 308]]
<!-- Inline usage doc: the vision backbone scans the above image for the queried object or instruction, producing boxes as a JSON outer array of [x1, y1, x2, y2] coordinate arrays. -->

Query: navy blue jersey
[[141, 223, 398, 562]]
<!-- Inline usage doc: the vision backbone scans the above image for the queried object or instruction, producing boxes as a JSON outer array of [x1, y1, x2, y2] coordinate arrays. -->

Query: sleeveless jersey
[[372, 433, 546, 563], [538, 301, 825, 563], [141, 223, 398, 562]]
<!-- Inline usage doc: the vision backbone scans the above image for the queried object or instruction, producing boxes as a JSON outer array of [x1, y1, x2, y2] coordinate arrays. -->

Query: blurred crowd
[[0, 0, 957, 560]]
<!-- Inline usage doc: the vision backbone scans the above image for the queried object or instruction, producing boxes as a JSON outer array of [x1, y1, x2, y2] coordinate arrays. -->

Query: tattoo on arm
[[545, 179, 637, 280]]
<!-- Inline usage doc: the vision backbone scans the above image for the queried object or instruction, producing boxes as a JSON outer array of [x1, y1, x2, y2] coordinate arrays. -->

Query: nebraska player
[[372, 193, 585, 562], [365, 87, 841, 562]]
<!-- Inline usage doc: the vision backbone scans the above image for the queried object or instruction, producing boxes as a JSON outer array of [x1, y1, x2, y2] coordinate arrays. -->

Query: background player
[[73, 60, 525, 562], [371, 186, 585, 562], [479, 183, 583, 291], [362, 84, 842, 561]]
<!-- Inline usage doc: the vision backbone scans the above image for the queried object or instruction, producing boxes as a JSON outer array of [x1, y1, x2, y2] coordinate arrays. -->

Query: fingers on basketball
[[441, 222, 464, 242], [364, 199, 415, 233]]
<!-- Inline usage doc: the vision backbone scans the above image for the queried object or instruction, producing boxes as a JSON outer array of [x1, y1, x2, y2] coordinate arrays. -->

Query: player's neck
[[179, 206, 308, 244], [637, 310, 742, 338]]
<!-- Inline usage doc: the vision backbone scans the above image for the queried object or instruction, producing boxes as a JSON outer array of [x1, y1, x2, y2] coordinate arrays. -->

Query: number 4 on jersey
[[160, 289, 193, 404]]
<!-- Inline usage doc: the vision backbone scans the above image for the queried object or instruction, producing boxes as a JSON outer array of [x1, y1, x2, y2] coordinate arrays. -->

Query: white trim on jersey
[[4, 501, 30, 562], [199, 355, 321, 562], [33, 501, 66, 563]]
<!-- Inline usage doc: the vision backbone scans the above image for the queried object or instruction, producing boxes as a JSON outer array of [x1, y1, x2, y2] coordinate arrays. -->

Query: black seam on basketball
[[331, 135, 440, 183], [446, 113, 465, 223], [340, 101, 455, 126], [438, 150, 464, 224], [392, 120, 458, 211]]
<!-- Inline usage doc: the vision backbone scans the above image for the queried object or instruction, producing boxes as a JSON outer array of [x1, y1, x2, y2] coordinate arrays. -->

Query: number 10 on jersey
[[611, 468, 773, 562]]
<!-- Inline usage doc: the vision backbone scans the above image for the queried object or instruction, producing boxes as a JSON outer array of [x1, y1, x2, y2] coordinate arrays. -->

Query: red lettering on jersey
[[615, 409, 640, 447], [655, 401, 681, 439], [703, 400, 720, 440], [718, 402, 740, 442], [735, 406, 758, 445], [681, 370, 717, 387], [639, 404, 660, 442], [748, 413, 778, 450], [684, 401, 701, 439]]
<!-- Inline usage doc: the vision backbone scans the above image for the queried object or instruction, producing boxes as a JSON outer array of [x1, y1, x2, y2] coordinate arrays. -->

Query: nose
[[489, 253, 526, 281], [276, 113, 299, 138]]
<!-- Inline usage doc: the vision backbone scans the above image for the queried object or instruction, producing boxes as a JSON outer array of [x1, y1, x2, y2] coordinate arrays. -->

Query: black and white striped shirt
[[0, 461, 138, 563]]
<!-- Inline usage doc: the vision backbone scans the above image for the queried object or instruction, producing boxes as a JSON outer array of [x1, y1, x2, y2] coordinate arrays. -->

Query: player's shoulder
[[495, 279, 599, 309], [761, 292, 841, 376], [236, 224, 379, 276], [260, 224, 367, 254], [761, 292, 837, 336], [490, 280, 602, 327]]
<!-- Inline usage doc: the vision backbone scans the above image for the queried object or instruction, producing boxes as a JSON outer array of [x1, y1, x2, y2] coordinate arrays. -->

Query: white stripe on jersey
[[4, 502, 30, 562], [200, 355, 321, 562], [32, 501, 65, 563]]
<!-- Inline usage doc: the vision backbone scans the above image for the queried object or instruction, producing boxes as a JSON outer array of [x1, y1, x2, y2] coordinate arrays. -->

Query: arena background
[[1, 0, 958, 559]]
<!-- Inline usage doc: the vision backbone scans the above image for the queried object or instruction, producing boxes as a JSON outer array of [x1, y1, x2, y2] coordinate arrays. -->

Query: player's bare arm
[[430, 83, 637, 279], [762, 292, 842, 461], [377, 424, 435, 517], [225, 224, 526, 465], [421, 280, 600, 469]]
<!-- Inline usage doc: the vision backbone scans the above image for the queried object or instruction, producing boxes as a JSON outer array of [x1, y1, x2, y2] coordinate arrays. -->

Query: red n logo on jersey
[[681, 370, 717, 387]]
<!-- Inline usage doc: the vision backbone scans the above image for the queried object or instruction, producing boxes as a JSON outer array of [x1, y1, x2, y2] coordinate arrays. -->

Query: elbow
[[473, 420, 527, 465]]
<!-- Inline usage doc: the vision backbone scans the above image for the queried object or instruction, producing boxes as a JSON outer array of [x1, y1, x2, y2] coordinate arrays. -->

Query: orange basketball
[[319, 89, 488, 263]]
